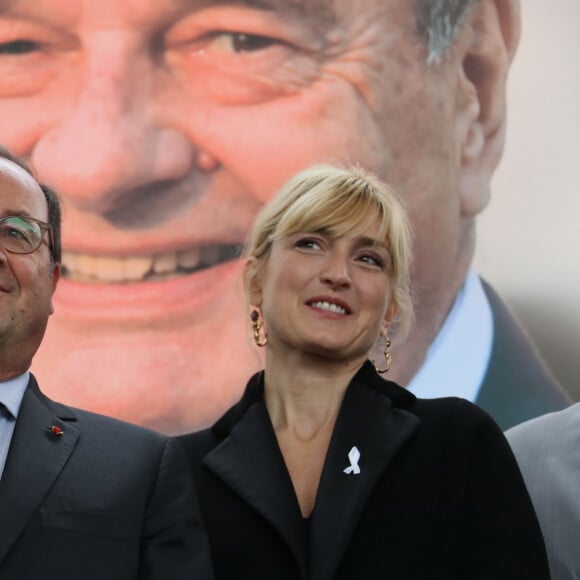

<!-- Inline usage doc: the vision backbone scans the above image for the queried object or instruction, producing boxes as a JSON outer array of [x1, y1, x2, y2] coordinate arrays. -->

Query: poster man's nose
[[31, 37, 194, 214]]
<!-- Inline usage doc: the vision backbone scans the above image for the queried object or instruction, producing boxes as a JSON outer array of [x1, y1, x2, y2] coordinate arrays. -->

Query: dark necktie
[[0, 401, 14, 419]]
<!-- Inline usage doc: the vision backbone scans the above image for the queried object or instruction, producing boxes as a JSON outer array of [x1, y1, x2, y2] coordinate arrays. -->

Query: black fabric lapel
[[204, 398, 307, 576], [309, 364, 420, 580], [0, 376, 79, 563]]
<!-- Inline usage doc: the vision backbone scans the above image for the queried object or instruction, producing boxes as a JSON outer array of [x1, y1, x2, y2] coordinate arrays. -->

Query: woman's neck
[[263, 352, 363, 438], [263, 352, 366, 517]]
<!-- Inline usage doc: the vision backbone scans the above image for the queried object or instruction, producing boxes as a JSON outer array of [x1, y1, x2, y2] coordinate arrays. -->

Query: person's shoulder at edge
[[354, 359, 505, 433], [506, 402, 580, 453], [32, 373, 201, 516], [505, 404, 580, 580], [351, 358, 521, 441], [409, 394, 508, 444], [33, 378, 215, 579], [33, 377, 173, 448]]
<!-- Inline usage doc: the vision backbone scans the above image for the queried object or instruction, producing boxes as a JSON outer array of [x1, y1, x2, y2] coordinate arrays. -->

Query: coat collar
[[205, 361, 420, 580], [208, 371, 308, 574], [0, 375, 79, 563], [211, 361, 416, 436]]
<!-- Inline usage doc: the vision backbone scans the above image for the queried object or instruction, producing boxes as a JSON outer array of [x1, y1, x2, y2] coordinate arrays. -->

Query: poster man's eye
[[210, 32, 281, 53], [0, 40, 39, 55]]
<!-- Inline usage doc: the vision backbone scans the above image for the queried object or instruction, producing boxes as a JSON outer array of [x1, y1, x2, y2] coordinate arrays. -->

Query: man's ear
[[49, 263, 61, 315], [243, 257, 262, 306], [456, 0, 521, 217]]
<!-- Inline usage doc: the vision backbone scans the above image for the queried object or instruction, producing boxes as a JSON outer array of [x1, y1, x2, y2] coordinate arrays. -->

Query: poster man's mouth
[[61, 243, 243, 283]]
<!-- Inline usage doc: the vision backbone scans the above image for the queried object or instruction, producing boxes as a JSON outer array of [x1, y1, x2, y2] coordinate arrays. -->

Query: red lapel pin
[[47, 425, 64, 436]]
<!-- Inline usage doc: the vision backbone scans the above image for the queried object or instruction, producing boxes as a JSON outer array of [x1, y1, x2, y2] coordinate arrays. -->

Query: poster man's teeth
[[62, 247, 207, 282], [200, 246, 219, 264], [178, 247, 201, 269], [124, 255, 153, 279], [153, 252, 177, 275]]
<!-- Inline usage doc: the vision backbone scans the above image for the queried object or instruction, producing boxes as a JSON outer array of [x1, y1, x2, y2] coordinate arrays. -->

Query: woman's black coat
[[179, 362, 550, 579]]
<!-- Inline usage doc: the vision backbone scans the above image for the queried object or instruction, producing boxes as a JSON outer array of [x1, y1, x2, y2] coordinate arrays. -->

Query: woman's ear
[[384, 302, 398, 328]]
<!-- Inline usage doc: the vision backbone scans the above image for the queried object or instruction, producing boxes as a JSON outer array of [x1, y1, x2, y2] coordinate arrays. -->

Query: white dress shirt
[[0, 372, 29, 479], [407, 270, 493, 402]]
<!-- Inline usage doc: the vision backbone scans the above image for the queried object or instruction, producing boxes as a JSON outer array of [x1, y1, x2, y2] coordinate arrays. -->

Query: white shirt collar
[[406, 270, 493, 402], [0, 371, 30, 419]]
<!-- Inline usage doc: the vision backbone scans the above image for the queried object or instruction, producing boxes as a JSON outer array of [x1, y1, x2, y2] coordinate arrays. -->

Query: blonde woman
[[180, 165, 549, 579]]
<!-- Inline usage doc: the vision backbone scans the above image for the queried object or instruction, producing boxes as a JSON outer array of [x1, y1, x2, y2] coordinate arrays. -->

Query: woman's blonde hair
[[244, 164, 414, 343]]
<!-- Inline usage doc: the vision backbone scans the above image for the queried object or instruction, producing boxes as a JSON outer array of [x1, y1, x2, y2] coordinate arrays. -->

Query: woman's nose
[[319, 254, 352, 289]]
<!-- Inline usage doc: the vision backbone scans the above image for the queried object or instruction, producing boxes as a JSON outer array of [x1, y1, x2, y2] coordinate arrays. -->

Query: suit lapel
[[309, 369, 421, 580], [204, 399, 307, 576], [0, 376, 79, 563], [477, 279, 571, 431]]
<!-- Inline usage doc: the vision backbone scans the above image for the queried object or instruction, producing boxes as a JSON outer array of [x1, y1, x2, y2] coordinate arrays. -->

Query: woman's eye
[[358, 254, 384, 268], [209, 32, 281, 54], [0, 40, 40, 55], [295, 237, 321, 250]]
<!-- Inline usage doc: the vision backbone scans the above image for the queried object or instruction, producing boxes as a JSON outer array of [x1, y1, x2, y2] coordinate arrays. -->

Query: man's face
[[0, 0, 470, 433], [0, 158, 59, 374]]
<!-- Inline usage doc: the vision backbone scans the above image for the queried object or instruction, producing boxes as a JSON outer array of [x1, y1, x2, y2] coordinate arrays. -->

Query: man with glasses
[[0, 146, 212, 578]]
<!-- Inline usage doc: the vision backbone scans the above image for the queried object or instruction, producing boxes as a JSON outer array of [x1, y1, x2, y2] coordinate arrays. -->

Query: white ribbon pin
[[343, 446, 361, 475]]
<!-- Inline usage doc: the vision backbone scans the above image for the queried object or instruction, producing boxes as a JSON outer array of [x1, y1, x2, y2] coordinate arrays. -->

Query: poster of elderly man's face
[[0, 0, 577, 434]]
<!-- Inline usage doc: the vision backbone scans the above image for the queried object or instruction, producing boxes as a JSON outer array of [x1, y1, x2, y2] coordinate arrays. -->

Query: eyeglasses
[[0, 216, 52, 255]]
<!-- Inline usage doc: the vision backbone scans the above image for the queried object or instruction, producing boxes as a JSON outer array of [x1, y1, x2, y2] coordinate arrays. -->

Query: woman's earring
[[373, 334, 391, 374], [250, 309, 268, 347]]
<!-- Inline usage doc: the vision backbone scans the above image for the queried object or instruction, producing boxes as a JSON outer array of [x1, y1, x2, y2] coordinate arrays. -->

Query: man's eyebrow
[[228, 0, 303, 9], [0, 210, 30, 218], [177, 0, 335, 24], [176, 0, 306, 10]]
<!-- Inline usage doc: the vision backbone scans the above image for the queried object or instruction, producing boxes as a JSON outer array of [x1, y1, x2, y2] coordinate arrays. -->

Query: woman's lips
[[61, 243, 243, 283]]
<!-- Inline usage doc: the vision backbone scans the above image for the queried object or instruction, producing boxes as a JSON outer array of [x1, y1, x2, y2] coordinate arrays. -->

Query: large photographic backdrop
[[0, 0, 577, 434]]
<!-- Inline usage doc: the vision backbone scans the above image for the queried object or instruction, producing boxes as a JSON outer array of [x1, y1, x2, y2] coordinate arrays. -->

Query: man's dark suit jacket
[[476, 281, 570, 430], [179, 361, 550, 580], [0, 375, 212, 580]]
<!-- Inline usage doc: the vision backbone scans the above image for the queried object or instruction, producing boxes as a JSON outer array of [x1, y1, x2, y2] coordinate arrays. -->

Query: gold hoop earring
[[373, 334, 391, 374], [250, 309, 268, 347]]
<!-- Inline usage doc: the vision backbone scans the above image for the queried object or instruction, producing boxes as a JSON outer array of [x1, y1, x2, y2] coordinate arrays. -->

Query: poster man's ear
[[456, 0, 521, 217], [243, 257, 263, 306]]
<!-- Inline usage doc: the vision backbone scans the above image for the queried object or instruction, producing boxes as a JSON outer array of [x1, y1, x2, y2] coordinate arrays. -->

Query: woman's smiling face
[[253, 225, 395, 365]]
